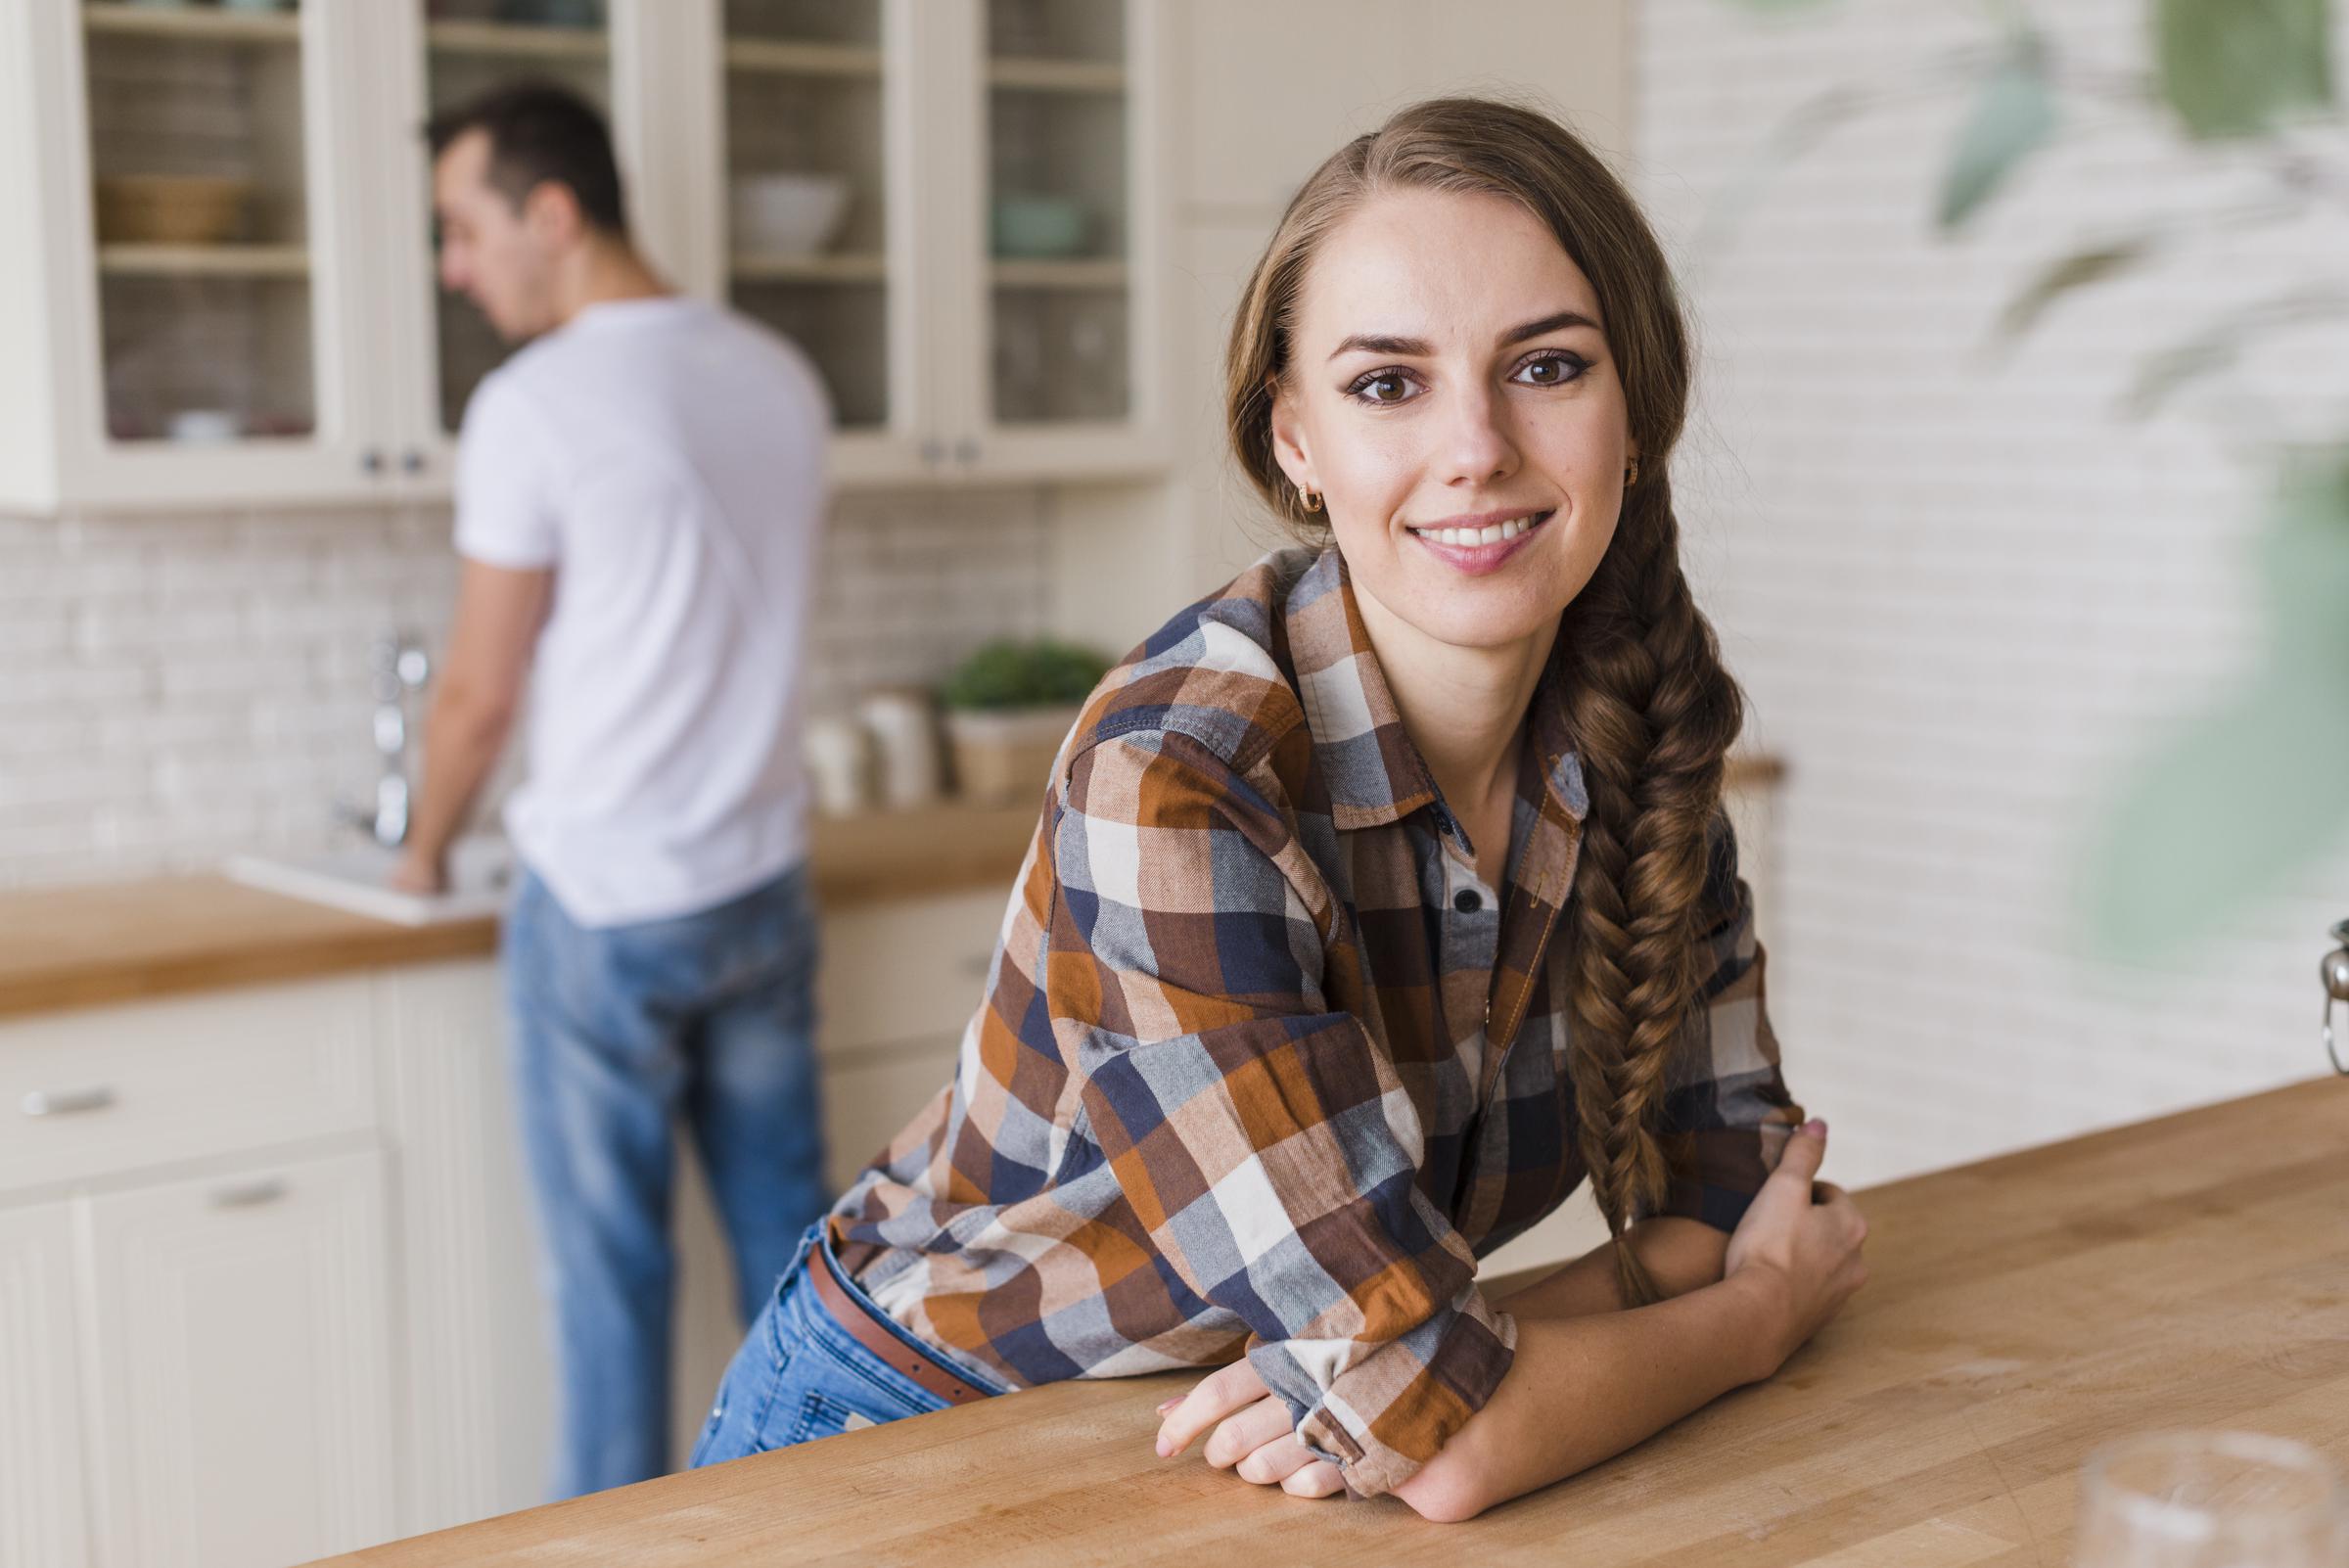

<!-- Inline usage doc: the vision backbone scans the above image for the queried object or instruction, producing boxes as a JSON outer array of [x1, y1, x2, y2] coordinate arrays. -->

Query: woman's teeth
[[1413, 512, 1548, 546]]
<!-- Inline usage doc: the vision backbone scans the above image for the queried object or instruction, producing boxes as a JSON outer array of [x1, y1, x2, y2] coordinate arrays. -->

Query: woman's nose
[[1439, 382, 1519, 485]]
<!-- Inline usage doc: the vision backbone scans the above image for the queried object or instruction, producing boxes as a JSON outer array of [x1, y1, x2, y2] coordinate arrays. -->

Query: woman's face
[[1270, 186, 1635, 657]]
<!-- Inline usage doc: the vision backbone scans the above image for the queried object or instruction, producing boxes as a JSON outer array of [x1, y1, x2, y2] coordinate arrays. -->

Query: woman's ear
[[1267, 380, 1315, 494]]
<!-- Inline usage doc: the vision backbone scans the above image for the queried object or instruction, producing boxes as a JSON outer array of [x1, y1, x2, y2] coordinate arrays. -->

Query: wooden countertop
[[0, 757, 1785, 1023], [313, 1075, 2349, 1567], [0, 799, 1042, 1021]]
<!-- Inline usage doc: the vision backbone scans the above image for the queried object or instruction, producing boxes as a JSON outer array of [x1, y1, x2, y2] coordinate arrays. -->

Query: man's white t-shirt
[[454, 296, 828, 929]]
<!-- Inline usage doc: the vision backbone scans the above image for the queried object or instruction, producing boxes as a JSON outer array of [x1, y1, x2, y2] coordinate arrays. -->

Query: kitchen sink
[[224, 835, 514, 927]]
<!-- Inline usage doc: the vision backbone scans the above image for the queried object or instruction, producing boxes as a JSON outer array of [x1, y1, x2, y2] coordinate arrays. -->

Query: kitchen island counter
[[309, 1074, 2349, 1568]]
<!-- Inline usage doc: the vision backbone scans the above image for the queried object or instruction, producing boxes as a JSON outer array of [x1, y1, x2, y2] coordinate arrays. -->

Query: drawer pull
[[959, 954, 993, 979], [211, 1177, 289, 1210], [21, 1085, 116, 1118]]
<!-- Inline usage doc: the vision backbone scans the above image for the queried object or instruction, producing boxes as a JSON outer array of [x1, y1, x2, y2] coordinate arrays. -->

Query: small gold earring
[[1625, 456, 1640, 487], [1299, 485, 1323, 514]]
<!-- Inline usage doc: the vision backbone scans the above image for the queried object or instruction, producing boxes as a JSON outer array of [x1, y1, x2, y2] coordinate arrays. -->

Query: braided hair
[[1223, 96, 1744, 1308]]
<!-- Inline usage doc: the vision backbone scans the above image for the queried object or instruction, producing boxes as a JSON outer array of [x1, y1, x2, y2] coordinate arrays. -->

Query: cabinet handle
[[400, 448, 425, 476], [958, 953, 993, 979], [954, 438, 980, 465], [920, 438, 946, 466], [21, 1085, 115, 1118], [211, 1177, 288, 1210], [360, 448, 386, 477]]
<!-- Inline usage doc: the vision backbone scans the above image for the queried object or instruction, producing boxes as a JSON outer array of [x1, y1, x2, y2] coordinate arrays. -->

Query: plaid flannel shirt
[[831, 544, 1803, 1497]]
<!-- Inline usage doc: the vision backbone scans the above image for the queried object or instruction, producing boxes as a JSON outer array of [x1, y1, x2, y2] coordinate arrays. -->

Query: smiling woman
[[690, 95, 1868, 1524]]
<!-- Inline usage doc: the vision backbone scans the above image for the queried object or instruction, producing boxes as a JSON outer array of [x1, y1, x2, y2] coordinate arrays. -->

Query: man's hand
[[1154, 1359, 1346, 1499]]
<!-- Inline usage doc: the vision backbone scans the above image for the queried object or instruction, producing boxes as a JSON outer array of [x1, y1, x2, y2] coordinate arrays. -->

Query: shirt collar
[[1280, 545, 1589, 832]]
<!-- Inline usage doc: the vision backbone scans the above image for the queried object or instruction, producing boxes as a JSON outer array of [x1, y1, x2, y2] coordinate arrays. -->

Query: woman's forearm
[[1492, 1216, 1730, 1319], [1393, 1269, 1783, 1522]]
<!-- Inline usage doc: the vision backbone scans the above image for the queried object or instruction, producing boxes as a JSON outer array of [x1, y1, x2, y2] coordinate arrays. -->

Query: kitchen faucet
[[340, 631, 431, 849]]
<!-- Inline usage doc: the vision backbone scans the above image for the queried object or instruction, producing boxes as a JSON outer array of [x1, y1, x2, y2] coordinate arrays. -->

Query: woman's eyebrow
[[1325, 309, 1602, 362]]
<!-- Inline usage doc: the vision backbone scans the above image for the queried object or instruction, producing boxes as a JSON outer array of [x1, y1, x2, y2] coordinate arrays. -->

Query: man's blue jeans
[[505, 861, 830, 1499]]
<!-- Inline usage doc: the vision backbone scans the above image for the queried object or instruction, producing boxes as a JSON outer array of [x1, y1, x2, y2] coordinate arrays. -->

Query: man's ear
[[523, 179, 582, 248]]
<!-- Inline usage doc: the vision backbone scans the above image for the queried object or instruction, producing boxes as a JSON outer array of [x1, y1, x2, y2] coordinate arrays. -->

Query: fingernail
[[1804, 1118, 1827, 1136], [1156, 1397, 1181, 1416]]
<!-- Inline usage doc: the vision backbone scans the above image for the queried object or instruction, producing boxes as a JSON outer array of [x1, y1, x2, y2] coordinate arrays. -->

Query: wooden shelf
[[425, 19, 607, 61], [724, 38, 883, 78], [98, 243, 310, 279], [731, 252, 887, 285], [987, 56, 1125, 94], [82, 2, 299, 46], [990, 258, 1126, 290]]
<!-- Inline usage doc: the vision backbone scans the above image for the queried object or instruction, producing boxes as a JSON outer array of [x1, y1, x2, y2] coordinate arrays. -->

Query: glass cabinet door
[[718, 0, 894, 435], [78, 0, 325, 447], [417, 0, 614, 436], [980, 0, 1132, 430]]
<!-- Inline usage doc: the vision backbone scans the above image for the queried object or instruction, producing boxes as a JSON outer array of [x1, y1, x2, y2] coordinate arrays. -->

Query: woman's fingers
[[1281, 1460, 1348, 1499], [1157, 1359, 1268, 1457], [1205, 1394, 1300, 1470], [1234, 1430, 1319, 1485]]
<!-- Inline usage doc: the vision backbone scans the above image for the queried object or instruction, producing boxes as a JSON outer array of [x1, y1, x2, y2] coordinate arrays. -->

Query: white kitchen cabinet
[[77, 1145, 396, 1568], [0, 0, 1170, 514], [668, 0, 1174, 488], [0, 1, 390, 513], [0, 1203, 89, 1568]]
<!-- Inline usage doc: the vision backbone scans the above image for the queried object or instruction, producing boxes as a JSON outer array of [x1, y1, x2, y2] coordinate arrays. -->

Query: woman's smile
[[1405, 506, 1555, 576]]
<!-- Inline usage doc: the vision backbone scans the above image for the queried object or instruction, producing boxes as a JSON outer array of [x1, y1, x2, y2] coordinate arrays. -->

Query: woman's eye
[[1348, 370, 1417, 404], [1513, 351, 1589, 387]]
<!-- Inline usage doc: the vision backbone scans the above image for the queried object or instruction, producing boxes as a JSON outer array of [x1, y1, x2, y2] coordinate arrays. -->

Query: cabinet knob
[[954, 438, 980, 465], [921, 439, 946, 466], [360, 448, 386, 477], [21, 1084, 115, 1118], [400, 448, 425, 476]]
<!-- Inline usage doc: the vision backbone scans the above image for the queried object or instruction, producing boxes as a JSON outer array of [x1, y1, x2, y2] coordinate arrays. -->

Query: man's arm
[[392, 560, 550, 892]]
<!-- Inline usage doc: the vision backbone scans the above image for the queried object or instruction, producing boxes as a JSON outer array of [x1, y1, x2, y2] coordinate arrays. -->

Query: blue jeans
[[505, 861, 830, 1499], [689, 1218, 1008, 1467]]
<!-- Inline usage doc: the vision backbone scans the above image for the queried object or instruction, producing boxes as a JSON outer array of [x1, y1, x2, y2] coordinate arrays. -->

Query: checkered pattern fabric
[[830, 544, 1803, 1497]]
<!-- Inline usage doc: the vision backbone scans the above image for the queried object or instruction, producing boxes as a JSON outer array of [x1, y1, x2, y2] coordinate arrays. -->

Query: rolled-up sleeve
[[1654, 809, 1807, 1233], [1048, 727, 1514, 1498]]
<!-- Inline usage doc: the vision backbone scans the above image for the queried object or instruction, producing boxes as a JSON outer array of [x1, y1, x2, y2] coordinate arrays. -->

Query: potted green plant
[[938, 639, 1112, 806]]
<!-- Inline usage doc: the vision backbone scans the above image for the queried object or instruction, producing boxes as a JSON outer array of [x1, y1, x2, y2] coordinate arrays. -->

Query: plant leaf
[[2079, 448, 2349, 960], [1994, 238, 2160, 342], [2120, 289, 2349, 419], [2154, 0, 2334, 139], [1937, 41, 2058, 231]]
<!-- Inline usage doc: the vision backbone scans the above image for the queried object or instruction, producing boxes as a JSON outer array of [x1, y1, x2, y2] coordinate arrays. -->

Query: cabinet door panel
[[79, 1147, 394, 1568], [0, 1203, 87, 1568]]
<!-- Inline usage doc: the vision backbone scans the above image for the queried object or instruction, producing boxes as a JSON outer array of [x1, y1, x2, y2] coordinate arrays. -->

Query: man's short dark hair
[[426, 81, 627, 236]]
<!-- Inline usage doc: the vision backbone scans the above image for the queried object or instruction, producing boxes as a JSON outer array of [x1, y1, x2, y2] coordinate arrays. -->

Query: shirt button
[[1452, 889, 1482, 914]]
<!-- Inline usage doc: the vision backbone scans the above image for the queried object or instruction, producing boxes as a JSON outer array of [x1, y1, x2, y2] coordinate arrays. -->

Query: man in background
[[393, 81, 833, 1497]]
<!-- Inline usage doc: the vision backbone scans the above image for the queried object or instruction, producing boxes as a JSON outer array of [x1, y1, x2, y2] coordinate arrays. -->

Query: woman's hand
[[1154, 1359, 1347, 1499], [1723, 1118, 1869, 1379]]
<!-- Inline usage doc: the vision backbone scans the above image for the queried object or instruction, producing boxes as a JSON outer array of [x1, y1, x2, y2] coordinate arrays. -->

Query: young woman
[[690, 96, 1868, 1522]]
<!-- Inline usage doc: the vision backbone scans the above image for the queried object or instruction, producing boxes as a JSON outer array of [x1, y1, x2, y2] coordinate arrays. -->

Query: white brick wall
[[1636, 0, 2349, 1187], [0, 489, 1054, 890]]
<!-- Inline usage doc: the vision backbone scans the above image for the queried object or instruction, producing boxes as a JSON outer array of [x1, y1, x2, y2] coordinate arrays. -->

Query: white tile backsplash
[[0, 487, 1056, 889]]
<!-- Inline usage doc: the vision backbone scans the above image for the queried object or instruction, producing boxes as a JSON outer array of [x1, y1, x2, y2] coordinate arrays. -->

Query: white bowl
[[729, 172, 851, 257]]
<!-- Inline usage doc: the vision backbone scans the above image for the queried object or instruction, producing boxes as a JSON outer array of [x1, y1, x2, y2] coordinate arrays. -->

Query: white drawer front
[[819, 888, 1010, 1056], [0, 979, 374, 1195]]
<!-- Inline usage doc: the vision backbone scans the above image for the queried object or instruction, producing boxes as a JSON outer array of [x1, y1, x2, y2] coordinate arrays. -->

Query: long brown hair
[[1223, 97, 1744, 1309]]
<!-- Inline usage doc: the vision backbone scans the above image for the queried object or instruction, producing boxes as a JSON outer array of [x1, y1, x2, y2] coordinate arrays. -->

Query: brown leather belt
[[805, 1242, 993, 1407]]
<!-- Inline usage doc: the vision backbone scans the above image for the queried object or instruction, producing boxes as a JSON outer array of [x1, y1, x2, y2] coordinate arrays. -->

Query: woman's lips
[[1406, 510, 1554, 576]]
